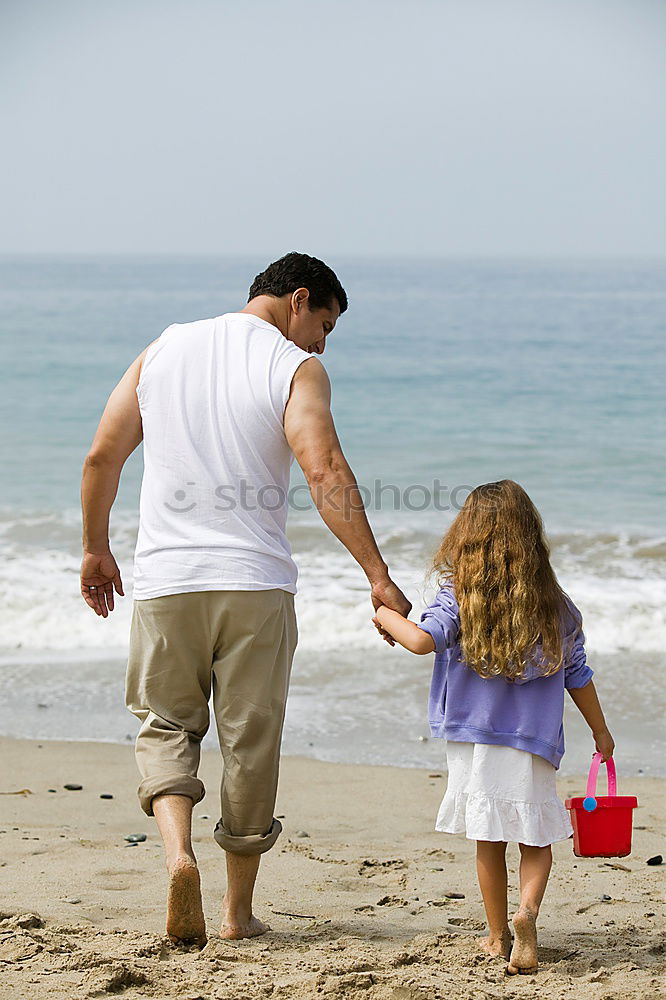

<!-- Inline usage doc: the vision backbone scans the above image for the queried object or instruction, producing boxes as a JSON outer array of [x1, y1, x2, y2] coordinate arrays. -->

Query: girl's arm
[[567, 680, 615, 761], [374, 606, 436, 655]]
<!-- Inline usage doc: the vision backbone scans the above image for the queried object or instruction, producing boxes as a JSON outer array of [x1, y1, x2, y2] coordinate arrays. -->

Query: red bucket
[[565, 753, 638, 858]]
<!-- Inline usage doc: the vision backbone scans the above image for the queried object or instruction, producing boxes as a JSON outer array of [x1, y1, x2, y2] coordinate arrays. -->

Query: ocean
[[1, 254, 664, 775]]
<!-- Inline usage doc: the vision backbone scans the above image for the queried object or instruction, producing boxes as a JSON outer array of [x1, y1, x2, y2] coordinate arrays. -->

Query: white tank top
[[132, 312, 311, 600]]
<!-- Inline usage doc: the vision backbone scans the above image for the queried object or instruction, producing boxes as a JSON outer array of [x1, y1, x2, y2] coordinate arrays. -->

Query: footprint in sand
[[423, 849, 456, 861], [94, 868, 139, 893], [82, 962, 150, 994], [0, 933, 43, 962], [95, 868, 146, 877], [359, 859, 407, 876], [447, 917, 485, 930]]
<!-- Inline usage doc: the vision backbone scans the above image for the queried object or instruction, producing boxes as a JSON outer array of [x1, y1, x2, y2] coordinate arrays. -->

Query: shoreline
[[0, 725, 663, 778], [1, 736, 663, 999]]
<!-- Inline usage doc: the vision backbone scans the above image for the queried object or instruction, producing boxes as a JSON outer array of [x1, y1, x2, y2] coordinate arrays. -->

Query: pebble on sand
[[443, 891, 465, 899], [124, 833, 147, 843], [295, 830, 310, 838], [646, 855, 663, 866], [100, 794, 114, 799], [63, 897, 81, 904], [63, 784, 83, 791]]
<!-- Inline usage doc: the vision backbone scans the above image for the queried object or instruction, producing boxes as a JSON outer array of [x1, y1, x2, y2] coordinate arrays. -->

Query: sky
[[1, 0, 665, 257]]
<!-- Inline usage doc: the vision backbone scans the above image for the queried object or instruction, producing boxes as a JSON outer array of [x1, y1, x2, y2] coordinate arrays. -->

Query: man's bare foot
[[506, 908, 538, 975], [220, 894, 270, 940], [478, 929, 512, 960], [220, 914, 271, 940], [166, 856, 207, 948]]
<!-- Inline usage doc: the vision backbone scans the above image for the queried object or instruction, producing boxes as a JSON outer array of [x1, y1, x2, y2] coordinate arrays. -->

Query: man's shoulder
[[220, 312, 304, 351], [159, 313, 256, 343], [220, 310, 280, 336], [287, 354, 328, 396], [156, 316, 215, 338]]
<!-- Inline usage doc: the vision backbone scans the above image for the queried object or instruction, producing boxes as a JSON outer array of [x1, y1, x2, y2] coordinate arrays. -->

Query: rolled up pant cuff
[[213, 817, 282, 856], [137, 774, 206, 816]]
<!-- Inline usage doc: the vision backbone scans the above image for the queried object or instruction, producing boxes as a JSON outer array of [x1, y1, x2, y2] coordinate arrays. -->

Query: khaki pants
[[125, 588, 298, 856]]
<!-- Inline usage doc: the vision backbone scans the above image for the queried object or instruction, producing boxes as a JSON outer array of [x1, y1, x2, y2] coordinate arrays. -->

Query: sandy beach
[[0, 736, 663, 999]]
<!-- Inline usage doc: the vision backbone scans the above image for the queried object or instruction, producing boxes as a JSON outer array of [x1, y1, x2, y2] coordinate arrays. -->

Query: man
[[80, 251, 411, 946]]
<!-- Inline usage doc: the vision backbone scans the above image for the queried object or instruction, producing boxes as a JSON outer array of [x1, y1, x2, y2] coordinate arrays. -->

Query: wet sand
[[0, 736, 663, 999]]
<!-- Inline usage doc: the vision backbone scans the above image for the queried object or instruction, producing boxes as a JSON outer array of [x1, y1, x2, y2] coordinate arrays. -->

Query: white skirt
[[436, 741, 574, 848]]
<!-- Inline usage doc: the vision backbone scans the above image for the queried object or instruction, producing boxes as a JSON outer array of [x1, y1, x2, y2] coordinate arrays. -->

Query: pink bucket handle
[[586, 752, 617, 798]]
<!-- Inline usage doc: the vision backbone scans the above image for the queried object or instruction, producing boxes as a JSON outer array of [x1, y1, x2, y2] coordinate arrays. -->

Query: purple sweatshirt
[[417, 585, 594, 769]]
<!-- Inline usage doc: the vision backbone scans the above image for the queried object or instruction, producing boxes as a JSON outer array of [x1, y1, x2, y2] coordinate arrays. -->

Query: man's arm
[[80, 341, 156, 616], [284, 357, 411, 617]]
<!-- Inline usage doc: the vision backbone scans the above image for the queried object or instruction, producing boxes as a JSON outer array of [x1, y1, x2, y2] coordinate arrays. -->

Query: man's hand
[[81, 549, 124, 617], [371, 578, 411, 618]]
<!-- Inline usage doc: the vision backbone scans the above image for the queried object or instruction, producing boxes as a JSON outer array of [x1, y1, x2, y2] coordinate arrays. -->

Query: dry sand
[[0, 736, 663, 999]]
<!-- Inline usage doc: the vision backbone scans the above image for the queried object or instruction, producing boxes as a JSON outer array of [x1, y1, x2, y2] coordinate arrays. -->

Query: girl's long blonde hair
[[431, 480, 578, 679]]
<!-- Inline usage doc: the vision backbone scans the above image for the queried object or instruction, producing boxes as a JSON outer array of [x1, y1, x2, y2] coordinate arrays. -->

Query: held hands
[[371, 605, 435, 654], [80, 548, 124, 617], [371, 578, 411, 618], [593, 727, 615, 763], [370, 577, 410, 647], [372, 612, 395, 646]]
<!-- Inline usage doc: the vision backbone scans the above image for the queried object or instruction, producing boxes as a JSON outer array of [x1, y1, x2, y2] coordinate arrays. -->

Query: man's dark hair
[[248, 252, 348, 314]]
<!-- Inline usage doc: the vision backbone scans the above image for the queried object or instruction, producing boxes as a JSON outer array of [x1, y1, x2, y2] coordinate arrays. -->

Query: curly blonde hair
[[431, 480, 577, 679]]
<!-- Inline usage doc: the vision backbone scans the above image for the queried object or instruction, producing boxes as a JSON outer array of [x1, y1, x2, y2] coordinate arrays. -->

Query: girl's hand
[[593, 727, 615, 763], [372, 614, 395, 647], [372, 605, 435, 655]]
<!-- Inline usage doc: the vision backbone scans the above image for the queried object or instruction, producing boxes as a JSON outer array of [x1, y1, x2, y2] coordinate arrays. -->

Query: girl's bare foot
[[219, 914, 271, 940], [166, 856, 207, 948], [478, 929, 512, 960], [507, 908, 538, 975]]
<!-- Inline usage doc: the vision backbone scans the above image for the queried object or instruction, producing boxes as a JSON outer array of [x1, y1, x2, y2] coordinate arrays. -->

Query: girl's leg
[[507, 843, 552, 975], [475, 840, 512, 959]]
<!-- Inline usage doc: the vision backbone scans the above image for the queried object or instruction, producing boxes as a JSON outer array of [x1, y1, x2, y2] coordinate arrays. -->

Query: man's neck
[[239, 297, 289, 339]]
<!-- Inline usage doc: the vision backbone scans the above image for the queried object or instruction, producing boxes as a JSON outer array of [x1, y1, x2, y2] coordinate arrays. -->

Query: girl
[[373, 480, 614, 976]]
